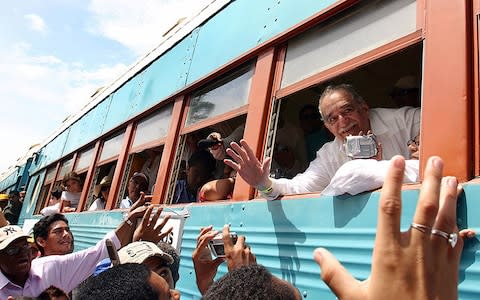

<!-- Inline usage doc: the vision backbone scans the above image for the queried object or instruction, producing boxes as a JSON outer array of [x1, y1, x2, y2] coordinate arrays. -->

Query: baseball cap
[[119, 241, 173, 265], [0, 225, 30, 250]]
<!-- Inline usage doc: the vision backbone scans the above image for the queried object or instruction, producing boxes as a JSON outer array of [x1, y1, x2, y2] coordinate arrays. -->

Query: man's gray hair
[[318, 84, 366, 117]]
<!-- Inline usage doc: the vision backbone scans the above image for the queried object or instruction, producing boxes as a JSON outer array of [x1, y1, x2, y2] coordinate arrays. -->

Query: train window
[[58, 157, 74, 180], [98, 132, 125, 162], [34, 165, 57, 214], [74, 147, 95, 173], [268, 43, 422, 193], [84, 161, 115, 211], [185, 64, 254, 126], [132, 104, 173, 148], [45, 166, 56, 183], [281, 0, 417, 88], [167, 115, 246, 205]]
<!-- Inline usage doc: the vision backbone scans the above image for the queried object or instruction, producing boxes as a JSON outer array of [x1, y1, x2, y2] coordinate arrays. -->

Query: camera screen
[[213, 244, 225, 256]]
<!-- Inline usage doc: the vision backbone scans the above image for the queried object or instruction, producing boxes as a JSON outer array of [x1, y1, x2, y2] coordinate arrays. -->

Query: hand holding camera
[[220, 224, 256, 271], [344, 132, 382, 159]]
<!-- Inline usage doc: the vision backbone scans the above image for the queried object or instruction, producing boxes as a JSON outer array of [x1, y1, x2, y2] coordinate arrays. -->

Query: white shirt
[[119, 197, 133, 209], [88, 198, 106, 211], [0, 231, 120, 298], [61, 191, 81, 208], [266, 107, 421, 199]]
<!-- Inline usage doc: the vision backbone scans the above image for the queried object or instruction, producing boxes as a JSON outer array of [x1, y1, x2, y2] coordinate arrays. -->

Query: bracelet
[[258, 185, 273, 194], [125, 218, 134, 227], [123, 212, 134, 226]]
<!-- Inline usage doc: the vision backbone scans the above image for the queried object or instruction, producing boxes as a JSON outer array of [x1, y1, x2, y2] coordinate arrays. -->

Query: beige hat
[[94, 176, 112, 196], [118, 241, 173, 265], [0, 225, 30, 250]]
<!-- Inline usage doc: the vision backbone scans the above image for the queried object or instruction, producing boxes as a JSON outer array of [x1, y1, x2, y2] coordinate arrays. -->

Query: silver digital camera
[[208, 232, 238, 258], [345, 134, 378, 159]]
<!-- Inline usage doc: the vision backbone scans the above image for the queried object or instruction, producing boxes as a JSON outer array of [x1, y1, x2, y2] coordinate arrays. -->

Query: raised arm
[[224, 140, 272, 191], [314, 156, 476, 300]]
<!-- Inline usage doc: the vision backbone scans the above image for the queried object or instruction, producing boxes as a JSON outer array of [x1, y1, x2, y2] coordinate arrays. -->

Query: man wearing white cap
[[118, 241, 177, 289], [0, 202, 145, 298]]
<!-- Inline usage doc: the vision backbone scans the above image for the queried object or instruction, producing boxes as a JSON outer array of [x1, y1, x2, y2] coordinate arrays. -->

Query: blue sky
[[0, 0, 211, 173]]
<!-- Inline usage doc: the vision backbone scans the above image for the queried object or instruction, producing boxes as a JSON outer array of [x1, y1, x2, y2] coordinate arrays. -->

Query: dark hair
[[37, 285, 68, 300], [299, 104, 321, 119], [131, 172, 149, 192], [51, 187, 63, 200], [188, 150, 216, 176], [156, 241, 180, 286], [78, 263, 159, 300], [203, 264, 298, 300], [33, 213, 70, 255], [9, 190, 20, 198], [318, 84, 366, 117]]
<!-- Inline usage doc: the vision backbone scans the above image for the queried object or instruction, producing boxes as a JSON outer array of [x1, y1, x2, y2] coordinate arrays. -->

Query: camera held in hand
[[345, 134, 378, 159], [208, 232, 238, 257]]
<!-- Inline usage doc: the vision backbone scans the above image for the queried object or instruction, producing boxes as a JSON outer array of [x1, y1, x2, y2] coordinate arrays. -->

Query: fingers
[[314, 248, 360, 299], [412, 157, 443, 235], [432, 177, 458, 233], [140, 205, 154, 228], [158, 226, 173, 240], [376, 156, 405, 246], [130, 192, 146, 211]]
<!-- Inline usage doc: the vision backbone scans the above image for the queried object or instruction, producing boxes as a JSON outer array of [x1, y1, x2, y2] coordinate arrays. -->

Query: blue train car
[[1, 0, 480, 299]]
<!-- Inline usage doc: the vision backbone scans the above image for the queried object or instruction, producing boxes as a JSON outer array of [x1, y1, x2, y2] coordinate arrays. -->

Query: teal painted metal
[[58, 186, 480, 299], [187, 0, 337, 84], [134, 30, 200, 113], [63, 97, 111, 155], [18, 170, 45, 225], [30, 129, 70, 174]]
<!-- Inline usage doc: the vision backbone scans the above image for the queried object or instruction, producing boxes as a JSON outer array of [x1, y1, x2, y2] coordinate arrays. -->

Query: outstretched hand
[[314, 156, 475, 300], [133, 205, 173, 244], [192, 225, 225, 295], [224, 140, 272, 189]]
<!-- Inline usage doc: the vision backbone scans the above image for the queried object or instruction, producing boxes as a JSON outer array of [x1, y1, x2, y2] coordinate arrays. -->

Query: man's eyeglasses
[[3, 243, 29, 256], [322, 106, 357, 125]]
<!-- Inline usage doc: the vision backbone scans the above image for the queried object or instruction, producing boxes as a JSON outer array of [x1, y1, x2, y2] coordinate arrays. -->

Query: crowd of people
[[0, 156, 476, 299], [0, 82, 475, 299]]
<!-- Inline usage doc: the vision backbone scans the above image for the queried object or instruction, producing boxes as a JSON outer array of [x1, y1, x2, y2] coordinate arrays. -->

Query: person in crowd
[[192, 224, 301, 299], [172, 150, 216, 204], [60, 172, 83, 213], [140, 149, 162, 192], [78, 263, 179, 300], [88, 176, 112, 211], [299, 104, 333, 162], [118, 241, 178, 290], [3, 191, 23, 225], [40, 188, 63, 216], [224, 84, 420, 199], [204, 264, 301, 300], [0, 196, 147, 298], [37, 285, 69, 300], [408, 134, 420, 160], [156, 241, 180, 288], [315, 155, 475, 299], [270, 117, 308, 179], [120, 172, 149, 209], [390, 75, 421, 107], [33, 213, 74, 257]]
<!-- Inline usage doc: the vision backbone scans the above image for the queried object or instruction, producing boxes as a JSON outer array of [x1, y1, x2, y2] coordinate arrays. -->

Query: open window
[[34, 166, 56, 214], [84, 131, 124, 210], [117, 103, 174, 207], [261, 0, 422, 194], [166, 63, 254, 204]]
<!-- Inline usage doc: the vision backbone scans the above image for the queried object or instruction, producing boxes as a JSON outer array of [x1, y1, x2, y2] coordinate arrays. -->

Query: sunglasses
[[4, 243, 29, 256]]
